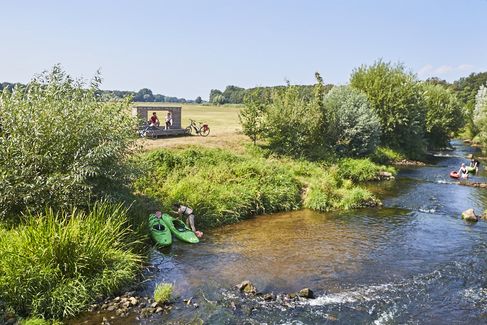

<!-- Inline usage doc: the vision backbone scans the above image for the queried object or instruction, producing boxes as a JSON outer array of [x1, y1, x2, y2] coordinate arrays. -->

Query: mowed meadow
[[135, 102, 247, 151]]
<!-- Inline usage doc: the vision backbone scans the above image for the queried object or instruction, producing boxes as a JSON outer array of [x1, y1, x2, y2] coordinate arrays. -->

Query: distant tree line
[[209, 84, 334, 105], [0, 82, 202, 103]]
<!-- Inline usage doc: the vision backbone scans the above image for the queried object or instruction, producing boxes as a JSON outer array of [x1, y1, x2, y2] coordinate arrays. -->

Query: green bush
[[303, 167, 376, 211], [0, 66, 137, 220], [371, 146, 406, 164], [339, 158, 395, 182], [0, 202, 141, 319], [323, 86, 381, 157], [153, 283, 173, 304], [262, 82, 322, 157]]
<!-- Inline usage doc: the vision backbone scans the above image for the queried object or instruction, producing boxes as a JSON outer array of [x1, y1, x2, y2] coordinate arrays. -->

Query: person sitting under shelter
[[165, 112, 173, 130], [149, 112, 160, 126]]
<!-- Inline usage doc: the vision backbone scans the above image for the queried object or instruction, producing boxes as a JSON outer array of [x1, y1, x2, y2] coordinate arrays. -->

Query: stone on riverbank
[[378, 171, 395, 180], [298, 288, 314, 299], [237, 280, 257, 294], [462, 208, 478, 222], [262, 293, 275, 301]]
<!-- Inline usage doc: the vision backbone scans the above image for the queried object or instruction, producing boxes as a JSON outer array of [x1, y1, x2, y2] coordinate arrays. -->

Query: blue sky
[[1, 0, 486, 99]]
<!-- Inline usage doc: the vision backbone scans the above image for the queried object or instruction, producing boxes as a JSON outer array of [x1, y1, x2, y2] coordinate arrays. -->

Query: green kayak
[[466, 166, 477, 174], [161, 214, 199, 244], [149, 214, 172, 247]]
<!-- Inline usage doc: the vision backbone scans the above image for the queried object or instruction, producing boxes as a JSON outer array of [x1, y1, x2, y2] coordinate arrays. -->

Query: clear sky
[[1, 0, 486, 100]]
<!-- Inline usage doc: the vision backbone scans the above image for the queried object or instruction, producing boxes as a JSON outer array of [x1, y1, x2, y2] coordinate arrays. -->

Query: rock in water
[[462, 208, 478, 222], [298, 288, 314, 299], [237, 280, 257, 294]]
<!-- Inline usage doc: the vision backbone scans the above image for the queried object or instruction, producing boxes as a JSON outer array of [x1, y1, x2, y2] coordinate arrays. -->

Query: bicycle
[[186, 119, 210, 137]]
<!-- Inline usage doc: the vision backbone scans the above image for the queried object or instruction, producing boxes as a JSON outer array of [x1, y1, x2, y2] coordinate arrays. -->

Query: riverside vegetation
[[2, 59, 484, 322]]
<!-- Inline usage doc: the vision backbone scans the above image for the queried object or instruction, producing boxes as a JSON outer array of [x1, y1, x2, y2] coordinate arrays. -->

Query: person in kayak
[[470, 157, 480, 173], [459, 163, 469, 178], [172, 203, 197, 232]]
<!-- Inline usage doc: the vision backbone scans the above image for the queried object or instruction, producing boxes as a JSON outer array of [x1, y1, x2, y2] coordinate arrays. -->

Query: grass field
[[134, 102, 248, 151]]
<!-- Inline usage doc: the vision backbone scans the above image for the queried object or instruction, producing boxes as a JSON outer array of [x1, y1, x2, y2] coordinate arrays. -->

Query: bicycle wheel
[[200, 127, 210, 137], [186, 127, 193, 135]]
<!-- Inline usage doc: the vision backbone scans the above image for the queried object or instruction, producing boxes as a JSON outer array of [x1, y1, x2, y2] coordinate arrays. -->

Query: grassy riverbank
[[134, 147, 394, 228], [0, 203, 142, 320]]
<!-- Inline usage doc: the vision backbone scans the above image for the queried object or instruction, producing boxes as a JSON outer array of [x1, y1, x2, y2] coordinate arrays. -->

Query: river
[[78, 141, 487, 324]]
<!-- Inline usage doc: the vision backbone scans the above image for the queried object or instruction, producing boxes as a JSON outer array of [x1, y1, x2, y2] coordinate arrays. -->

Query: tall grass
[[371, 146, 406, 164], [338, 158, 395, 182], [153, 282, 173, 304], [135, 147, 302, 227], [0, 202, 141, 319], [134, 147, 388, 227]]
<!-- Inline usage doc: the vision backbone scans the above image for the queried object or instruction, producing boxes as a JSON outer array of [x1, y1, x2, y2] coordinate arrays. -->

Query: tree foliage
[[0, 66, 137, 220], [324, 86, 381, 156], [239, 74, 379, 159], [452, 72, 487, 138], [421, 83, 464, 148], [240, 90, 268, 144], [350, 60, 426, 157], [473, 84, 487, 145]]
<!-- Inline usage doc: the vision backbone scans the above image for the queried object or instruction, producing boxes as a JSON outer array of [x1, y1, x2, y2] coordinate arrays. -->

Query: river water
[[80, 141, 487, 324]]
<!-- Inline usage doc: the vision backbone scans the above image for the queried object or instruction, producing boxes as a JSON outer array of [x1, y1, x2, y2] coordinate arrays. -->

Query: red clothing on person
[[150, 115, 158, 124]]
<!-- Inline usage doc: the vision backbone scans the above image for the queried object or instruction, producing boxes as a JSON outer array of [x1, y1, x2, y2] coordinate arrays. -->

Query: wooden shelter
[[132, 105, 189, 137]]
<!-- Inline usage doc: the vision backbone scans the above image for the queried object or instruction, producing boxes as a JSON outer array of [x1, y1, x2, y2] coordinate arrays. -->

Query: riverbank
[[134, 146, 395, 228]]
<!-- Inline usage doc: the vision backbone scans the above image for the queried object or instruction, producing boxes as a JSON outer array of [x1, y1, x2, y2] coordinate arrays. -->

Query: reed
[[0, 202, 142, 319]]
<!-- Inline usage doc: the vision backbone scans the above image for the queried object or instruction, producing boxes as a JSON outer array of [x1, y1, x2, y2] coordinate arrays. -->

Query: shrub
[[240, 89, 268, 144], [323, 86, 381, 157], [371, 146, 406, 164], [350, 60, 426, 158], [0, 202, 141, 319], [421, 83, 464, 148], [153, 283, 173, 304], [303, 167, 376, 211], [339, 158, 395, 182], [0, 66, 137, 220], [262, 82, 321, 157]]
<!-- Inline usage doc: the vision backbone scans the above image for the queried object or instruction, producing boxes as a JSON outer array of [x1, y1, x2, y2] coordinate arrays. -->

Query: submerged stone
[[462, 208, 478, 222]]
